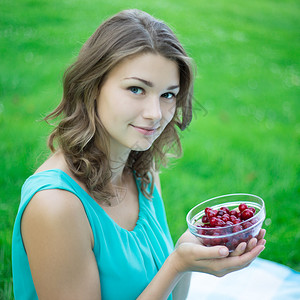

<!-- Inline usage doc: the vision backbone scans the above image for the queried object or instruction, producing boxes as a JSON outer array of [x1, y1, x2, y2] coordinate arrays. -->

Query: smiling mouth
[[130, 125, 160, 136]]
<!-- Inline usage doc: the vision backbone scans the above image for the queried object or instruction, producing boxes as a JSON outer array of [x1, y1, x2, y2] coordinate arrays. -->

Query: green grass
[[1, 0, 299, 298]]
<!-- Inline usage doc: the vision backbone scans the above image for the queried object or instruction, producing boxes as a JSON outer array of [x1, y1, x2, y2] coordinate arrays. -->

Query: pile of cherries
[[195, 203, 258, 249]]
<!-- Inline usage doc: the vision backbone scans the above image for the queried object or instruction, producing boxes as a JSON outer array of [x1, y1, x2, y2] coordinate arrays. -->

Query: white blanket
[[187, 258, 300, 300]]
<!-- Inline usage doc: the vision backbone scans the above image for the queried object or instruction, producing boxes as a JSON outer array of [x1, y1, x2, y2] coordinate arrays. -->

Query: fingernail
[[240, 243, 246, 251], [219, 247, 229, 256]]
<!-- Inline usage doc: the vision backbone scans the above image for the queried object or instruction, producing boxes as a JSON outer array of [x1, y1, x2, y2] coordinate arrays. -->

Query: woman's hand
[[172, 229, 266, 277]]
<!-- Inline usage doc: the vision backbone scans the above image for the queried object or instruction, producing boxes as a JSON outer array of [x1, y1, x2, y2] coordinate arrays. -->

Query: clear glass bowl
[[186, 193, 266, 252]]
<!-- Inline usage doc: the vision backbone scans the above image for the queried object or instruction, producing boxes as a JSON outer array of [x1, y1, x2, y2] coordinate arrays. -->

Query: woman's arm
[[21, 189, 101, 300]]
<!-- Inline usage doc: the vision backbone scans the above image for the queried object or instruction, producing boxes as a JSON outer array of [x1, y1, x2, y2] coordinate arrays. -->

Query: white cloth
[[187, 258, 300, 300]]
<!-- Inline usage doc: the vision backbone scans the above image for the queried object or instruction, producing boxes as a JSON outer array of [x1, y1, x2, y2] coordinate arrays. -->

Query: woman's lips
[[131, 125, 159, 136]]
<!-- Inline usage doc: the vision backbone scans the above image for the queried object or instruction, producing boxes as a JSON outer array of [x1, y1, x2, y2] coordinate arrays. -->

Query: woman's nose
[[142, 95, 162, 121]]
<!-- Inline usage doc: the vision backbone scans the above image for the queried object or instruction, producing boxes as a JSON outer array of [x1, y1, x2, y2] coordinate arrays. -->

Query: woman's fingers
[[227, 243, 265, 269], [257, 228, 266, 240], [246, 229, 266, 252], [180, 243, 229, 260], [240, 244, 265, 264], [230, 229, 266, 256], [198, 244, 264, 277], [257, 238, 266, 247], [230, 242, 247, 257], [245, 238, 258, 252], [227, 242, 265, 267]]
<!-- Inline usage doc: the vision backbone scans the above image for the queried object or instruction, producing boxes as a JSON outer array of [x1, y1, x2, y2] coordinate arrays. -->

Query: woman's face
[[97, 53, 180, 154]]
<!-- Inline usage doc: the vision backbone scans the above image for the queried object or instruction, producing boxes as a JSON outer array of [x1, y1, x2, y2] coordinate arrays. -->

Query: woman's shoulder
[[22, 150, 93, 242], [22, 184, 94, 250], [28, 188, 86, 218], [20, 184, 98, 298], [34, 150, 69, 175], [24, 148, 90, 221], [31, 150, 89, 193], [25, 150, 89, 223]]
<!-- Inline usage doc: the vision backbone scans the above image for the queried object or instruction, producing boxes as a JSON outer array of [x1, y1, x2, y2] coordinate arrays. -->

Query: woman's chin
[[129, 138, 156, 152]]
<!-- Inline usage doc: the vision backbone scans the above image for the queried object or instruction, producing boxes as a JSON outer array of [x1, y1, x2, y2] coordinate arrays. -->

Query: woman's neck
[[109, 147, 131, 187]]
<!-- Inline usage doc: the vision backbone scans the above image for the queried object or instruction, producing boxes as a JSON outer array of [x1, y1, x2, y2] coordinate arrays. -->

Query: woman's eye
[[129, 87, 144, 95], [161, 92, 176, 100]]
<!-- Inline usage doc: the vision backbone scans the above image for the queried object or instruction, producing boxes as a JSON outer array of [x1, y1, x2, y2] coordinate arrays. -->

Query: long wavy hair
[[45, 9, 195, 205]]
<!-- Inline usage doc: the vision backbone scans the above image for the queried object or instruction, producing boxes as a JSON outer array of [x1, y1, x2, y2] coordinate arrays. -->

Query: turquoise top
[[12, 169, 174, 300]]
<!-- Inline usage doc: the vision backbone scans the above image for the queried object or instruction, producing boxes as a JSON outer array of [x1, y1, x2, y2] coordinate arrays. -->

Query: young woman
[[12, 9, 266, 300]]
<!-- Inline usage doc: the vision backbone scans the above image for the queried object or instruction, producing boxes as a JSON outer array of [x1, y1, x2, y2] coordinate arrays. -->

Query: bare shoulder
[[35, 150, 69, 174], [21, 189, 100, 299], [22, 188, 93, 250], [24, 188, 86, 219], [25, 150, 92, 244]]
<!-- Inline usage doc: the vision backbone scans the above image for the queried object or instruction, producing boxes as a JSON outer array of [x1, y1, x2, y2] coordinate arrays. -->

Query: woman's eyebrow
[[125, 77, 153, 87], [167, 85, 180, 90], [124, 77, 179, 90]]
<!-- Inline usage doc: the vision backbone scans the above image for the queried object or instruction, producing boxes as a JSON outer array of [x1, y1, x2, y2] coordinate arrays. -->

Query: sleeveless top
[[12, 169, 174, 300]]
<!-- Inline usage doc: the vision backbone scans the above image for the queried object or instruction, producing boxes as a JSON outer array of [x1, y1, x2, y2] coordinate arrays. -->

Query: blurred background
[[0, 0, 299, 298]]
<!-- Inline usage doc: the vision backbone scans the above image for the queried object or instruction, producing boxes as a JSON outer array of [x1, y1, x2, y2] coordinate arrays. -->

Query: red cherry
[[213, 229, 222, 235], [220, 207, 230, 214], [205, 207, 212, 215], [249, 207, 256, 214], [202, 224, 211, 228], [198, 226, 210, 235], [216, 219, 226, 227], [232, 225, 243, 233], [241, 209, 254, 220], [225, 224, 233, 234], [222, 236, 229, 244], [230, 210, 238, 217], [233, 239, 241, 247], [217, 210, 225, 217], [210, 238, 221, 246], [242, 221, 252, 229], [202, 237, 211, 246], [202, 215, 209, 224], [209, 217, 218, 227], [225, 221, 234, 226], [197, 228, 204, 235], [221, 214, 230, 222], [230, 215, 237, 222], [206, 209, 218, 219], [233, 219, 241, 224], [239, 203, 248, 212]]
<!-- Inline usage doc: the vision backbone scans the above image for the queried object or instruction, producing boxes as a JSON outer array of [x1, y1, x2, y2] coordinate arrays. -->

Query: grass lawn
[[1, 0, 299, 298]]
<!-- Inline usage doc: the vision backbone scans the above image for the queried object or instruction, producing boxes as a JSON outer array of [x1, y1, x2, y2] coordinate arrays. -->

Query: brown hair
[[45, 9, 195, 204]]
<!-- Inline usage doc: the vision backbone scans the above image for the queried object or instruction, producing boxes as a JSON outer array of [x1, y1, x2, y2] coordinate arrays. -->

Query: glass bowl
[[186, 193, 266, 252]]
